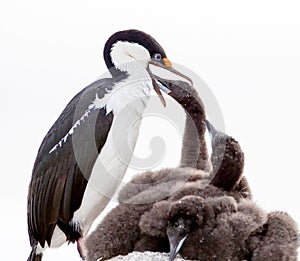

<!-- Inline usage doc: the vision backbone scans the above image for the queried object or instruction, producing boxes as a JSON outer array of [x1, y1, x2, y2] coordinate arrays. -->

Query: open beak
[[147, 58, 193, 107], [146, 66, 168, 107], [167, 230, 187, 261]]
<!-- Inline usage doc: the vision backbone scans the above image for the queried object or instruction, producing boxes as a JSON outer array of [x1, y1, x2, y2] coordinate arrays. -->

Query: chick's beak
[[167, 229, 187, 261], [147, 57, 193, 107], [205, 119, 217, 141]]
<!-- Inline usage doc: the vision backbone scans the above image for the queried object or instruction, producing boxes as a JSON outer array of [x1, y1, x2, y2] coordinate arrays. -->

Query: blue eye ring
[[153, 53, 162, 61]]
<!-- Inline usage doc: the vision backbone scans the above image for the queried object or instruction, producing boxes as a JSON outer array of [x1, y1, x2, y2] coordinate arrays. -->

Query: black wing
[[27, 76, 122, 247]]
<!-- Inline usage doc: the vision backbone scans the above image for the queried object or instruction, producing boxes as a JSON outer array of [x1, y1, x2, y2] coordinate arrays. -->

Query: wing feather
[[27, 76, 121, 247]]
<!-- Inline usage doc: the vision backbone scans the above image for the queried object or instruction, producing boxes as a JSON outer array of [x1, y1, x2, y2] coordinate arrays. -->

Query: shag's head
[[205, 119, 245, 191], [103, 29, 192, 106], [166, 195, 213, 261]]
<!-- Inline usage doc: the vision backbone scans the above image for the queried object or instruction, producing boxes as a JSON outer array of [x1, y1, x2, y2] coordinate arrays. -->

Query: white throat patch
[[110, 41, 151, 73]]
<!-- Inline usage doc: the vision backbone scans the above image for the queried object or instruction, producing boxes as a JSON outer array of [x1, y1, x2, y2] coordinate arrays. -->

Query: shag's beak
[[146, 66, 169, 107], [147, 57, 193, 107], [151, 58, 193, 85], [167, 230, 187, 261]]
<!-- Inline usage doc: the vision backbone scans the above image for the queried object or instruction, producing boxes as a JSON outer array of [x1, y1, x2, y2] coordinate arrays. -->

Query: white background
[[1, 1, 300, 260]]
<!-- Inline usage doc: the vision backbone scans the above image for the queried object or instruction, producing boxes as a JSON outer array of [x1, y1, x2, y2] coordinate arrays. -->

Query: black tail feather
[[27, 246, 42, 261]]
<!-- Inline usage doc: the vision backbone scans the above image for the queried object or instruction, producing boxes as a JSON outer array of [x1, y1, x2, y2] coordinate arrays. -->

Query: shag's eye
[[153, 53, 162, 61]]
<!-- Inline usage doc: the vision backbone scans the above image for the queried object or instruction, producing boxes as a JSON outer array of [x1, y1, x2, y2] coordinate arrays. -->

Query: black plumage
[[28, 79, 117, 248]]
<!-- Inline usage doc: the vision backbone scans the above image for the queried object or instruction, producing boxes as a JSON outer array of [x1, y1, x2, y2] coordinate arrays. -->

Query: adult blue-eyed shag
[[27, 29, 192, 260]]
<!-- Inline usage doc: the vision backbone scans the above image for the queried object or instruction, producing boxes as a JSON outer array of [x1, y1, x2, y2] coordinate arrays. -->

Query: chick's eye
[[153, 53, 162, 61]]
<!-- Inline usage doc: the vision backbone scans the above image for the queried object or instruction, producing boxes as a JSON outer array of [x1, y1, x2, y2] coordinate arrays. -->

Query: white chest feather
[[74, 76, 152, 234], [95, 73, 152, 115], [49, 69, 152, 153]]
